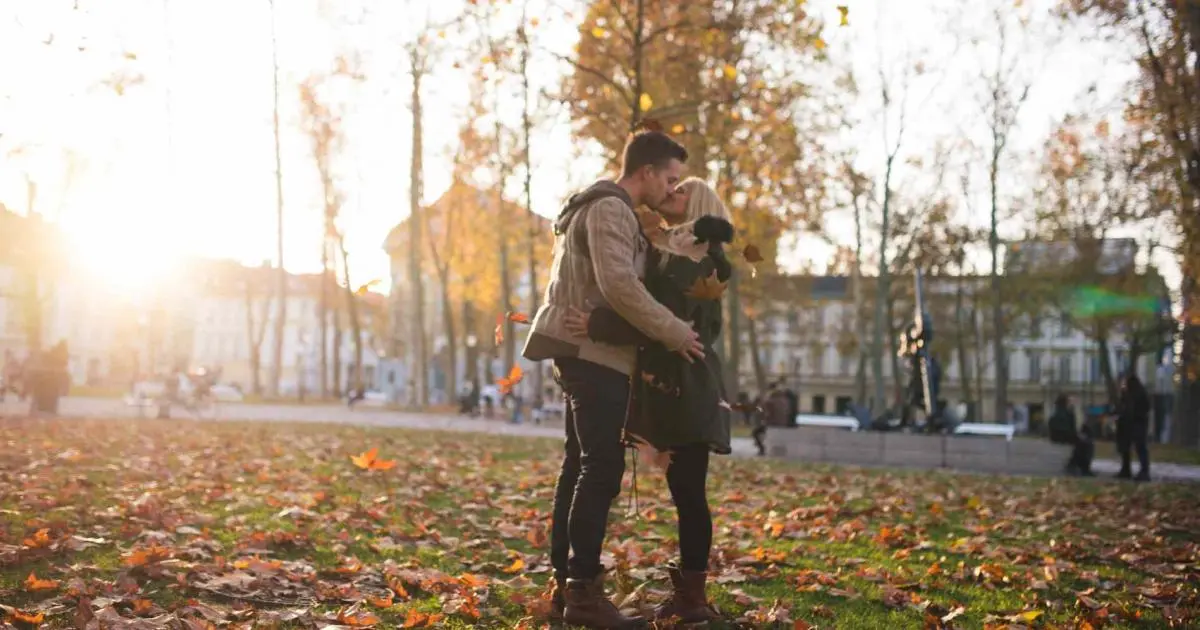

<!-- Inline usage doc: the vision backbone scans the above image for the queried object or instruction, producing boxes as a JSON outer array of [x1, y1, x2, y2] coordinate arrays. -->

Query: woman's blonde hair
[[676, 177, 731, 223], [655, 177, 732, 269]]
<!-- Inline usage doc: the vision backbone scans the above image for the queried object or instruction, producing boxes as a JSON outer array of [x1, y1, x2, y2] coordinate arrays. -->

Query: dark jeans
[[666, 445, 712, 571], [751, 425, 766, 456], [1117, 422, 1150, 476], [550, 358, 630, 580]]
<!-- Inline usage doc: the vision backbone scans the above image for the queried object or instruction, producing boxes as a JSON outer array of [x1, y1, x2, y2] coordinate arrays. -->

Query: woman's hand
[[564, 306, 590, 338]]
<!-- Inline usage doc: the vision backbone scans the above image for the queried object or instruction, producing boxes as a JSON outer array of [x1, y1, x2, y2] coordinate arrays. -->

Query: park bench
[[534, 401, 566, 425], [953, 422, 1016, 441], [794, 414, 861, 431], [765, 426, 1073, 477]]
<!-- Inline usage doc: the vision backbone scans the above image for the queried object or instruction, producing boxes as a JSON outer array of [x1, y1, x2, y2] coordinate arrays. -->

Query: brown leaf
[[742, 243, 764, 263], [686, 270, 728, 301]]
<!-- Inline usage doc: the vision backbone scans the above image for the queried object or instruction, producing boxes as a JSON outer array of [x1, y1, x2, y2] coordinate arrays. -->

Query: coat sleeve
[[585, 307, 653, 346], [585, 199, 692, 350]]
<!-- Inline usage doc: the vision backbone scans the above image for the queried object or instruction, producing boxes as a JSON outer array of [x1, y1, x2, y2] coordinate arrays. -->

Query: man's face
[[642, 158, 683, 209]]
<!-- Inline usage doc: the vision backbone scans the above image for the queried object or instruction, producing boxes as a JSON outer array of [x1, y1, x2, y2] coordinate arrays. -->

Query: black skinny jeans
[[666, 444, 712, 572], [550, 358, 629, 581]]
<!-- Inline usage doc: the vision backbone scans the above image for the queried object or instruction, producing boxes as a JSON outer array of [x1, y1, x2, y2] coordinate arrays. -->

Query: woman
[[564, 176, 732, 624], [1048, 393, 1093, 476], [1115, 373, 1151, 481]]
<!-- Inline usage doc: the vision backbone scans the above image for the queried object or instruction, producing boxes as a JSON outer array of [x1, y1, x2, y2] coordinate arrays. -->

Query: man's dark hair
[[620, 131, 688, 178]]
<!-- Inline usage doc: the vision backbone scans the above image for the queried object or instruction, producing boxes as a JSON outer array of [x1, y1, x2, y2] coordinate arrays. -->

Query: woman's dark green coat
[[584, 217, 732, 455]]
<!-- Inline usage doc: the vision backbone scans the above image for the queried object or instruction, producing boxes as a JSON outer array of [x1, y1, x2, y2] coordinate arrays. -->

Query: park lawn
[[0, 419, 1196, 629]]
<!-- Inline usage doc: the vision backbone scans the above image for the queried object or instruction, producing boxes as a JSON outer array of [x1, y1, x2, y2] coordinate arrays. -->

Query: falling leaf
[[494, 313, 505, 346], [639, 92, 653, 112], [723, 64, 738, 79], [837, 5, 849, 26], [351, 447, 397, 471], [686, 270, 727, 301], [591, 26, 606, 38], [498, 366, 524, 394], [506, 311, 531, 325], [529, 17, 539, 27], [814, 37, 827, 51], [23, 573, 58, 592], [743, 244, 764, 263], [355, 279, 382, 296], [671, 124, 685, 134]]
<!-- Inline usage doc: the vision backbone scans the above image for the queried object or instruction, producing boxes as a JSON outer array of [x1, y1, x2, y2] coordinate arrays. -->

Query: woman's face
[[657, 186, 690, 223]]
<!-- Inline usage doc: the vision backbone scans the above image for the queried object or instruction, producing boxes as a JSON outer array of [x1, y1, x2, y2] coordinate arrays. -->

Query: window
[[812, 395, 826, 414], [814, 308, 825, 332], [840, 352, 853, 376], [1029, 315, 1042, 340], [1029, 353, 1042, 382], [1058, 354, 1072, 383], [1089, 355, 1100, 383], [1058, 314, 1071, 338], [1116, 350, 1129, 374]]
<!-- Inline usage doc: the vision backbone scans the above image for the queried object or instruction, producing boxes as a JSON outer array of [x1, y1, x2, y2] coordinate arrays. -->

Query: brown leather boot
[[549, 575, 565, 622], [563, 573, 646, 629], [653, 565, 717, 624]]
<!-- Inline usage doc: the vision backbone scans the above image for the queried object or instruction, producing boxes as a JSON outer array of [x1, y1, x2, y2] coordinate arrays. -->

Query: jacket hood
[[553, 180, 634, 235]]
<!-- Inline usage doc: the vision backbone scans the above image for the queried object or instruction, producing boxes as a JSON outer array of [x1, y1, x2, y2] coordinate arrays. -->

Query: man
[[523, 130, 704, 629]]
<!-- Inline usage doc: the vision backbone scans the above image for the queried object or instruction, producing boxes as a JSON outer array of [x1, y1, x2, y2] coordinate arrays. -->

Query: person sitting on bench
[[1048, 393, 1093, 476]]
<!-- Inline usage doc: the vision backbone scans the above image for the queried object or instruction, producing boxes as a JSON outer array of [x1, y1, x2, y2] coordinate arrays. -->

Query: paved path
[[4, 396, 1197, 482]]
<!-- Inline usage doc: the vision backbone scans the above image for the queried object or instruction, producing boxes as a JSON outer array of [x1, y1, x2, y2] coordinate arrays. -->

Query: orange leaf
[[368, 594, 393, 608], [351, 447, 380, 470], [459, 573, 488, 588], [123, 544, 171, 567], [743, 243, 764, 263], [503, 557, 525, 574], [506, 311, 531, 324], [23, 572, 59, 592], [402, 610, 428, 628], [351, 447, 396, 471], [497, 365, 524, 394], [7, 609, 44, 625], [337, 607, 381, 627], [494, 313, 504, 346], [23, 528, 52, 548], [686, 270, 728, 301]]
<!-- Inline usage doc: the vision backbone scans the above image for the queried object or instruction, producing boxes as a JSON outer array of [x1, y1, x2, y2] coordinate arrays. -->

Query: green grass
[[0, 418, 1196, 629]]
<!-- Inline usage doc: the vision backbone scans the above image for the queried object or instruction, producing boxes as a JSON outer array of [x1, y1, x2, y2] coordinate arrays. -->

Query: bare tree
[[267, 0, 287, 398]]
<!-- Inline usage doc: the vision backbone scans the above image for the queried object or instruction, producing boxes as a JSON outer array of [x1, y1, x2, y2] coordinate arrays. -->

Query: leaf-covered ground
[[1, 418, 1197, 629]]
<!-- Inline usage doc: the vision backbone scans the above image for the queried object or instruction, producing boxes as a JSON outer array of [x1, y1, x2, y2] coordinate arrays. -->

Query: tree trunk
[[520, 13, 541, 400], [955, 278, 974, 417], [268, 0, 287, 399], [244, 280, 262, 396], [1097, 331, 1119, 406], [408, 53, 429, 408], [990, 144, 1009, 423], [339, 235, 364, 391], [629, 0, 645, 132], [331, 249, 343, 398], [871, 157, 896, 414], [318, 240, 330, 398], [463, 296, 478, 388], [746, 315, 767, 394], [493, 109, 515, 372], [852, 196, 867, 405], [887, 295, 904, 405], [440, 280, 457, 402]]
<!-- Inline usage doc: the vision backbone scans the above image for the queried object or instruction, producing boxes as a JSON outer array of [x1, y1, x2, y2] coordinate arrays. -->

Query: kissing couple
[[523, 129, 735, 628]]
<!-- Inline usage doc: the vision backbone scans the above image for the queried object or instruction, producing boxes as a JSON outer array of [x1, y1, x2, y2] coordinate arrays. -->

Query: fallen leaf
[[23, 572, 58, 592], [351, 447, 397, 471]]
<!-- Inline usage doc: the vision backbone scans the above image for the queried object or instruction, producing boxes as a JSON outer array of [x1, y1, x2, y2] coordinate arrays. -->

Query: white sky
[[0, 0, 1175, 297]]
